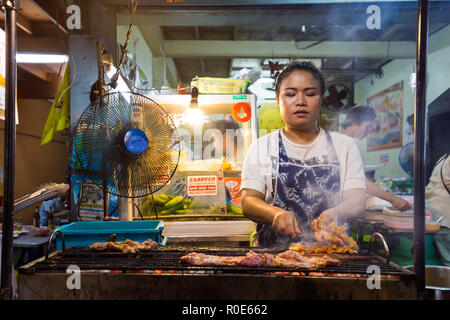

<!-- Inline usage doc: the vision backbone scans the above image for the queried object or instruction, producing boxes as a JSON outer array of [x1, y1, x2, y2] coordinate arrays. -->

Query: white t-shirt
[[426, 155, 450, 228], [240, 128, 366, 204]]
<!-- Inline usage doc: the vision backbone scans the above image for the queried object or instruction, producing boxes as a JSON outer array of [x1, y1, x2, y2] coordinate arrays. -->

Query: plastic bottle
[[33, 206, 40, 227], [48, 208, 54, 229]]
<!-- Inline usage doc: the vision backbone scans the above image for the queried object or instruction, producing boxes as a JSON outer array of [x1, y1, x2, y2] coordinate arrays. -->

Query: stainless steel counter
[[162, 220, 256, 246]]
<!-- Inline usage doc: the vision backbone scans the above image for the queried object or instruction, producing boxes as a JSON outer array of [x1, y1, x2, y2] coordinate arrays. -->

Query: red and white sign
[[187, 175, 217, 196]]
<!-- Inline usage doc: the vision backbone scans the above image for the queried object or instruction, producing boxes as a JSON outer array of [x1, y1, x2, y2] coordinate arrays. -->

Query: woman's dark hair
[[275, 61, 326, 98]]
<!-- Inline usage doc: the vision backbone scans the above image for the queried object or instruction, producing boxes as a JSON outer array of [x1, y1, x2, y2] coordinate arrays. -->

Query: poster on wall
[[366, 81, 403, 151]]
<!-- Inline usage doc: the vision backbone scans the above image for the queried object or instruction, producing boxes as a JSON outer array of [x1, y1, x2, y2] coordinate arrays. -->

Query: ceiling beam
[[118, 11, 366, 27], [164, 40, 417, 59], [16, 13, 34, 35], [28, 0, 68, 34], [17, 72, 60, 99], [18, 64, 50, 82], [194, 27, 206, 76], [18, 36, 67, 54], [138, 25, 180, 84], [0, 11, 34, 35]]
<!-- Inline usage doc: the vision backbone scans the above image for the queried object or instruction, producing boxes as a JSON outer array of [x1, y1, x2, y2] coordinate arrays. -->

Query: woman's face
[[277, 70, 322, 131]]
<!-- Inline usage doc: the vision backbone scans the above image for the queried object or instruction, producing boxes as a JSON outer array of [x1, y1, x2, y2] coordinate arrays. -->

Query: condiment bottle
[[48, 208, 55, 229], [33, 206, 40, 227]]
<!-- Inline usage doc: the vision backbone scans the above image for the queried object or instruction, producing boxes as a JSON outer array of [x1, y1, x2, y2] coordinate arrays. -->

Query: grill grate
[[24, 246, 410, 276]]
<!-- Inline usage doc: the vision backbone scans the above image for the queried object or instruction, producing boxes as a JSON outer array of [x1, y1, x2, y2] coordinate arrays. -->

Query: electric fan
[[73, 91, 180, 199], [399, 142, 414, 178], [323, 83, 351, 112]]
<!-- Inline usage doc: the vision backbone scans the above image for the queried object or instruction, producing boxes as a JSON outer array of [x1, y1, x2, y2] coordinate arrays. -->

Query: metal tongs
[[0, 183, 69, 214]]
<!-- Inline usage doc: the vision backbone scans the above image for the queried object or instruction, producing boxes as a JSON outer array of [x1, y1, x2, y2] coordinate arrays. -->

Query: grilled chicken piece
[[179, 252, 238, 266], [89, 242, 109, 251], [138, 239, 159, 251], [179, 251, 267, 267], [89, 239, 159, 253], [288, 242, 358, 255], [310, 217, 359, 251], [238, 251, 267, 267]]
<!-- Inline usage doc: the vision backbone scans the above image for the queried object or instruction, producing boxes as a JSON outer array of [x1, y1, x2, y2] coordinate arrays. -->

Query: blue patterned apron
[[257, 129, 341, 247]]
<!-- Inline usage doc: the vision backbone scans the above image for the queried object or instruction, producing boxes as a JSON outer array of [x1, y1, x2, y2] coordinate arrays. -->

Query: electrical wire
[[117, 69, 191, 93], [132, 199, 144, 220], [54, 2, 76, 108], [151, 193, 159, 220], [109, 0, 138, 87]]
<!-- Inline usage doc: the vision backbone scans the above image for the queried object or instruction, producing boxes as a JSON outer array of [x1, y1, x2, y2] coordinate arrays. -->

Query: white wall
[[117, 25, 153, 88], [352, 25, 450, 180]]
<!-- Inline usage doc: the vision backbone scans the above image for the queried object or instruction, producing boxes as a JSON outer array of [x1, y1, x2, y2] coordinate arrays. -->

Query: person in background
[[340, 105, 412, 212], [203, 118, 242, 162], [240, 61, 367, 247], [426, 154, 450, 228], [426, 154, 450, 266], [39, 193, 68, 227]]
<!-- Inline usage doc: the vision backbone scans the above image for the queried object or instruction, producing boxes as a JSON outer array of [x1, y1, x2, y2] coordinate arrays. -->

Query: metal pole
[[0, 0, 17, 300], [414, 0, 428, 300]]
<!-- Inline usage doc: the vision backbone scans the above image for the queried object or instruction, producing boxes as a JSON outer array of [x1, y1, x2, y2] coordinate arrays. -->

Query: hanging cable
[[110, 0, 138, 89], [132, 199, 145, 220], [151, 193, 159, 220]]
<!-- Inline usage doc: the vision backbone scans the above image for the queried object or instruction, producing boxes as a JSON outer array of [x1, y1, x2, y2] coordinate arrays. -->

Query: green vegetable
[[174, 209, 192, 214], [227, 203, 243, 214], [164, 196, 184, 208], [160, 203, 184, 215], [153, 195, 167, 206]]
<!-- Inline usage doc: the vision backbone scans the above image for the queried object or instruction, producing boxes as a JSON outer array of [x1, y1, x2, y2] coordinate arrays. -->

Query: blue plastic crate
[[54, 220, 167, 250]]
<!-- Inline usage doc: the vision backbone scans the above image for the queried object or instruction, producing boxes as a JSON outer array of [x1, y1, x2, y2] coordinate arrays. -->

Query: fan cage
[[73, 92, 180, 198]]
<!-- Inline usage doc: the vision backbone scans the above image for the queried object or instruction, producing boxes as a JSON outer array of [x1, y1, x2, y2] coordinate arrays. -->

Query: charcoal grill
[[18, 246, 417, 300]]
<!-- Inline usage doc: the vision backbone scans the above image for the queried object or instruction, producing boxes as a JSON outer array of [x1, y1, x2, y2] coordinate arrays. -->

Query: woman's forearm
[[366, 179, 395, 203], [241, 194, 280, 225], [241, 189, 301, 238], [333, 188, 367, 221]]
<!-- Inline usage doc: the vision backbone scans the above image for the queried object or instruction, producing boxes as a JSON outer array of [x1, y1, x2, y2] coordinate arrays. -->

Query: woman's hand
[[389, 196, 412, 212], [272, 208, 302, 238], [318, 208, 339, 226]]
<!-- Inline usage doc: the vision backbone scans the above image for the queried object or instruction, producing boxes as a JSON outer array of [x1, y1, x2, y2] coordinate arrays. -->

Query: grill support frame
[[18, 271, 417, 300], [18, 247, 417, 300]]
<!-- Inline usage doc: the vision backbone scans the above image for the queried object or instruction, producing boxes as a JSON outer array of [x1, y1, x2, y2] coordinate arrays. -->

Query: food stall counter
[[162, 220, 256, 247]]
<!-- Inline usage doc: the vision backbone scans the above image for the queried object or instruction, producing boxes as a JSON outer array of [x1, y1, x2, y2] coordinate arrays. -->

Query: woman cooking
[[240, 61, 367, 247]]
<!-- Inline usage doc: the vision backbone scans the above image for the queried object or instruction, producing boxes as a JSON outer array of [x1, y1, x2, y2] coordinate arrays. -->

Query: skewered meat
[[179, 250, 341, 270], [309, 217, 359, 251], [89, 239, 159, 253], [179, 250, 267, 267], [289, 242, 358, 255], [179, 252, 234, 266], [238, 250, 268, 267]]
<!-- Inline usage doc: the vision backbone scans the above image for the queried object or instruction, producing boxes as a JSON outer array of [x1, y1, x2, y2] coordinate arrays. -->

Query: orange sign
[[232, 102, 251, 123], [224, 177, 242, 205]]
